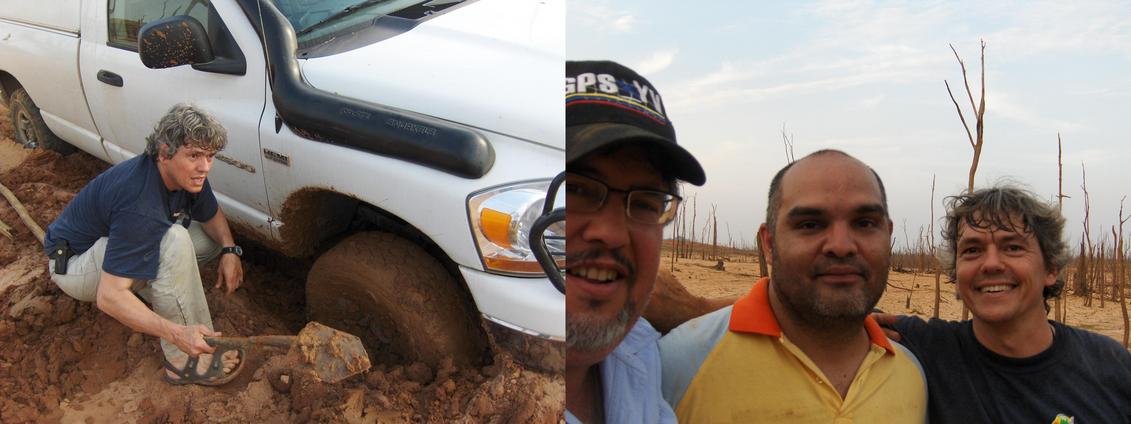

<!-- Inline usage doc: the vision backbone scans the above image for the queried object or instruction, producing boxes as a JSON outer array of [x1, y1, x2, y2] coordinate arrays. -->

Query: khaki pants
[[49, 222, 221, 361]]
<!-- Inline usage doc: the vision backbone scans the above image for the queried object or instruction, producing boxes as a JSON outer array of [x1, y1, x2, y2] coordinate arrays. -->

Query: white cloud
[[568, 2, 637, 34], [688, 62, 752, 88], [634, 49, 678, 75], [989, 92, 1085, 133], [985, 1, 1131, 60], [657, 2, 955, 111], [859, 94, 885, 109], [666, 67, 926, 110], [612, 14, 636, 32]]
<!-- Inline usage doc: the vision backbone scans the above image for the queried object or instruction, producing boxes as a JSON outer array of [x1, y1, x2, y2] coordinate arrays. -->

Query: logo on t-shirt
[[1051, 414, 1075, 424]]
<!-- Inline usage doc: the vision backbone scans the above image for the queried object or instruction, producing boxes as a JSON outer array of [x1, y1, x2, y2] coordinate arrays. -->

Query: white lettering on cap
[[631, 80, 665, 116], [597, 74, 617, 94], [576, 73, 597, 93]]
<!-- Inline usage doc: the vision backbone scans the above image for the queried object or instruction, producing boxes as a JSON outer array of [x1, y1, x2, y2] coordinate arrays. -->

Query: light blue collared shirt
[[566, 318, 676, 424]]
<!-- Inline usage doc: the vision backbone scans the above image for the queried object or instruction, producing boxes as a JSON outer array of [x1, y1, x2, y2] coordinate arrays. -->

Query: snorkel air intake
[[235, 0, 495, 179]]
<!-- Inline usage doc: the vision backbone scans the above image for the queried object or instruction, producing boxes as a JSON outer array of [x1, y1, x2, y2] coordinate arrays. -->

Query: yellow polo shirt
[[659, 278, 927, 423]]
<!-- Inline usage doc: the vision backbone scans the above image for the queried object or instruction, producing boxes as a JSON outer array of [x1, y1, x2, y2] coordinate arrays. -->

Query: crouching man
[[44, 104, 247, 386]]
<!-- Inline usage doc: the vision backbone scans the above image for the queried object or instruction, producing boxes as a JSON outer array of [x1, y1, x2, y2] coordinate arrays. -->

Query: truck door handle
[[97, 70, 123, 87]]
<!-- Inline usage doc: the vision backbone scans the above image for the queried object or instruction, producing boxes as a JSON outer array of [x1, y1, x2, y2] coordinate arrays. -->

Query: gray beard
[[566, 298, 637, 352]]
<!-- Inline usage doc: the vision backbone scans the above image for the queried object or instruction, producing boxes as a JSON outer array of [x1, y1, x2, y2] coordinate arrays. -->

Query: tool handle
[[204, 335, 296, 349]]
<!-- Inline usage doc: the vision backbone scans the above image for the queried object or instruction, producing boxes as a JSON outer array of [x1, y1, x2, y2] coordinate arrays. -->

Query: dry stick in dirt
[[0, 215, 12, 239], [0, 180, 45, 244], [945, 40, 987, 321]]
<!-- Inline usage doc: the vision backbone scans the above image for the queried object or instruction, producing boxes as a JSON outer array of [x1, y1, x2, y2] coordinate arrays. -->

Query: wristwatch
[[220, 246, 243, 257]]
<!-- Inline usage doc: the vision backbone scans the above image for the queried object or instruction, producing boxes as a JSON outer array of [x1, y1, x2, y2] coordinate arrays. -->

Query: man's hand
[[871, 312, 903, 341], [168, 323, 219, 357], [215, 253, 243, 294], [200, 207, 242, 294]]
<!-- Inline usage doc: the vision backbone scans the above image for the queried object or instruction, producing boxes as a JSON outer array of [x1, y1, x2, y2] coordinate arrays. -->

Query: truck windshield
[[267, 0, 455, 41]]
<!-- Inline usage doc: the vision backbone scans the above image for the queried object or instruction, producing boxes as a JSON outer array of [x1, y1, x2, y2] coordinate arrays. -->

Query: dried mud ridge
[[0, 113, 563, 423]]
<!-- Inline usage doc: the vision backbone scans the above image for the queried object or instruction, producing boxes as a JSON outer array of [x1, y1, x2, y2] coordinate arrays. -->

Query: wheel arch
[[275, 187, 469, 287], [0, 71, 21, 107]]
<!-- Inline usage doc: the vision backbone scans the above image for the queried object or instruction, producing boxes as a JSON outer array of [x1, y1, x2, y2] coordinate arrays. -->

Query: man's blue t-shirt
[[44, 154, 218, 280]]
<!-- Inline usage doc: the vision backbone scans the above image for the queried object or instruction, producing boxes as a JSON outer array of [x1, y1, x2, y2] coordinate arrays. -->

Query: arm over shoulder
[[658, 306, 732, 409]]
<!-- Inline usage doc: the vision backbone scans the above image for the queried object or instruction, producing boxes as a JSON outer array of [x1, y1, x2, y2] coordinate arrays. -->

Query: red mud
[[0, 106, 563, 423]]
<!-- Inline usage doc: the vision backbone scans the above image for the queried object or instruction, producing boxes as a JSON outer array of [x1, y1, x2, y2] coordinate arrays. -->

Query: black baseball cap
[[566, 60, 706, 186]]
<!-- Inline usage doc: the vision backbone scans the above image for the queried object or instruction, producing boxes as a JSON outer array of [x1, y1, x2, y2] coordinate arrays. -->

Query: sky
[[567, 0, 1131, 252]]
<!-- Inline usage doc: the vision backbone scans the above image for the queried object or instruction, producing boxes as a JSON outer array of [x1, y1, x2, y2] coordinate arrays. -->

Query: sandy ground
[[0, 105, 563, 423], [663, 254, 1131, 345]]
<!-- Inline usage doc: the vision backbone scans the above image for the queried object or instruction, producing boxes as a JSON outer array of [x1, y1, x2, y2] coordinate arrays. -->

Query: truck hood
[[299, 0, 563, 151]]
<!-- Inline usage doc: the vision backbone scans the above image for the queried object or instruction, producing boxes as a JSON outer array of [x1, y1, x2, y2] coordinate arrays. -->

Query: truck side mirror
[[137, 16, 215, 69]]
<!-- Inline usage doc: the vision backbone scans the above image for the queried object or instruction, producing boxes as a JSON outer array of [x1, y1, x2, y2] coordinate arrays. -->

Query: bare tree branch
[[781, 122, 796, 164], [946, 80, 976, 149], [950, 43, 978, 116]]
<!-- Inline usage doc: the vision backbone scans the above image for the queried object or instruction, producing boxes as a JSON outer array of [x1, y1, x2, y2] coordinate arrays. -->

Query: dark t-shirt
[[44, 154, 218, 280], [894, 316, 1131, 423]]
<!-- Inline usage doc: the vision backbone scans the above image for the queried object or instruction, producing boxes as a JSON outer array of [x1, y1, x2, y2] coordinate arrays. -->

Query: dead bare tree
[[1116, 197, 1129, 347], [1078, 164, 1094, 301], [689, 195, 698, 259], [1073, 237, 1087, 317], [1094, 238, 1106, 308], [917, 226, 929, 272], [782, 123, 796, 164], [670, 199, 682, 272], [710, 204, 719, 260], [678, 200, 686, 259], [1055, 134, 1069, 322], [929, 175, 943, 318], [946, 40, 987, 320], [1109, 228, 1123, 307], [759, 127, 798, 276]]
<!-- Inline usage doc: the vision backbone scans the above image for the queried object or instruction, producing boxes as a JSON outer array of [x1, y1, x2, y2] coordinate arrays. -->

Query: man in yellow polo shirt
[[660, 150, 927, 422]]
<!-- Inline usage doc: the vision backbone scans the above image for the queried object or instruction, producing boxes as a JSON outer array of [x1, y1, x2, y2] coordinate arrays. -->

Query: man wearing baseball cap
[[565, 60, 704, 423]]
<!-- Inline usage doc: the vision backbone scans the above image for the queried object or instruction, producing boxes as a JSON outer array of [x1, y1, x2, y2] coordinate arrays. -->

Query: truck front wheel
[[306, 232, 488, 369], [8, 88, 74, 154]]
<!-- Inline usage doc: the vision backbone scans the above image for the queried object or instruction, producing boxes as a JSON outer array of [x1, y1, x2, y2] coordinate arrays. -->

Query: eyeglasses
[[565, 172, 681, 225]]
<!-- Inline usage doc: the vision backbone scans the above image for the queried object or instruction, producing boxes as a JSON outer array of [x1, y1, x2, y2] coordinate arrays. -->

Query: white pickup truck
[[0, 0, 564, 371]]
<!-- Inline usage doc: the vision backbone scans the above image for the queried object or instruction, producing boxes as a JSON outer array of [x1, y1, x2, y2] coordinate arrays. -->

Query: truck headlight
[[468, 180, 565, 276]]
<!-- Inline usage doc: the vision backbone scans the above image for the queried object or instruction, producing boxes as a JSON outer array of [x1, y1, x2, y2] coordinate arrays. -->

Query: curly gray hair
[[939, 185, 1071, 310], [144, 103, 227, 159]]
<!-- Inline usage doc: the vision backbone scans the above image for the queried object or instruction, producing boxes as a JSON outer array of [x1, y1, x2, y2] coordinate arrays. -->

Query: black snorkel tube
[[234, 0, 495, 179]]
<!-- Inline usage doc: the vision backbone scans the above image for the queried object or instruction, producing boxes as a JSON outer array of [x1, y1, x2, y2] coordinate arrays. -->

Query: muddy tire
[[8, 87, 75, 154], [306, 232, 488, 369]]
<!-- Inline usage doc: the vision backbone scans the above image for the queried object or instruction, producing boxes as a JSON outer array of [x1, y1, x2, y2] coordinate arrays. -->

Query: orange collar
[[728, 277, 895, 354]]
